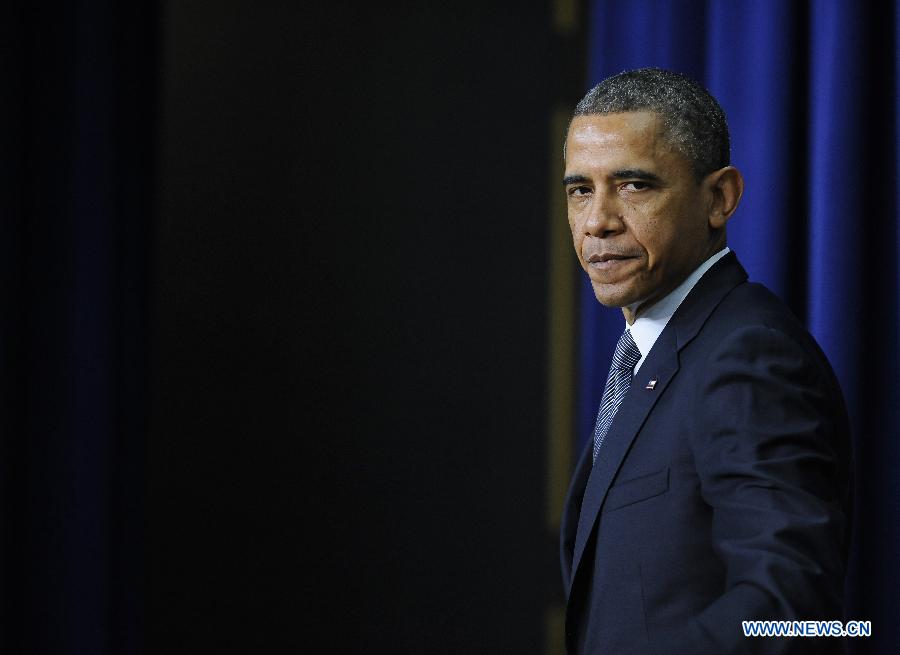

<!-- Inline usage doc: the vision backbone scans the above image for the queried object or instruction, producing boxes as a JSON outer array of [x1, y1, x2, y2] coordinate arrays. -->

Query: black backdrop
[[1, 3, 155, 653], [150, 2, 567, 652], [2, 1, 576, 653]]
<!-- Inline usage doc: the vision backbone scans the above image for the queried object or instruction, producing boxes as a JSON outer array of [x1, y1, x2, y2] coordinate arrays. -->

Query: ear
[[705, 166, 744, 230]]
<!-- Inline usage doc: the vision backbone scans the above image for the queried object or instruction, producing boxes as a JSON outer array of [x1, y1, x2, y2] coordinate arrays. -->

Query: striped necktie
[[592, 329, 641, 462]]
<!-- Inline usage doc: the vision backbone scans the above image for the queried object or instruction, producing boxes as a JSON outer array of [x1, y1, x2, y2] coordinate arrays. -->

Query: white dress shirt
[[627, 247, 731, 374]]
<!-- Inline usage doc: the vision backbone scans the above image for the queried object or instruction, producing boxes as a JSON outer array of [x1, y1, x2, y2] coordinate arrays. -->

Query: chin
[[590, 281, 640, 308]]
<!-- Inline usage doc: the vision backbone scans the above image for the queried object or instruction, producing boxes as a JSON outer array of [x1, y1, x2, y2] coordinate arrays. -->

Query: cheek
[[567, 214, 583, 250], [624, 215, 656, 255], [633, 221, 674, 268], [571, 234, 586, 265]]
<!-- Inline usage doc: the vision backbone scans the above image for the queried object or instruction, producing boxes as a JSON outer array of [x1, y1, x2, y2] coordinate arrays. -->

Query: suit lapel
[[567, 252, 749, 597], [569, 329, 679, 586]]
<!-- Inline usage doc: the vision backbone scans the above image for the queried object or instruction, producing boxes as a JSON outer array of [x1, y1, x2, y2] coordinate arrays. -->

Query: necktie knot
[[612, 329, 641, 371]]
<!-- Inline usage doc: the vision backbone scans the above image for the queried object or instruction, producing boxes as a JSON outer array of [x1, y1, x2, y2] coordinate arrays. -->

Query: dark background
[[147, 2, 568, 653], [1, 1, 583, 653]]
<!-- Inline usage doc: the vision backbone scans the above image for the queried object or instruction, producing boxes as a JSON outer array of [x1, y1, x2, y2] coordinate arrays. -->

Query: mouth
[[586, 252, 639, 271]]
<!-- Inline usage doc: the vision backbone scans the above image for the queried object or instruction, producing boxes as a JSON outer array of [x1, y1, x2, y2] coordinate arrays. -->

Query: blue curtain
[[579, 1, 898, 651]]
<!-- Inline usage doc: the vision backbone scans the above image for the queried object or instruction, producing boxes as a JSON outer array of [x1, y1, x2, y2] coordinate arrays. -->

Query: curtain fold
[[0, 4, 157, 653]]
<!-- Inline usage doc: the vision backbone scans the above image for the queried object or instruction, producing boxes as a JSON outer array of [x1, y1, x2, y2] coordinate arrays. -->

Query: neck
[[621, 241, 728, 326]]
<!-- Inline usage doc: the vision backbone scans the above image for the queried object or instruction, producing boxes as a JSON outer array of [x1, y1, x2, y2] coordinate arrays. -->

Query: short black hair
[[570, 67, 730, 181]]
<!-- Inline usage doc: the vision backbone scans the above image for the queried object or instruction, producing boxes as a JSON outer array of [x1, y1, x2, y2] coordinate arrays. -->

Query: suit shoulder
[[695, 280, 845, 400], [711, 281, 806, 334]]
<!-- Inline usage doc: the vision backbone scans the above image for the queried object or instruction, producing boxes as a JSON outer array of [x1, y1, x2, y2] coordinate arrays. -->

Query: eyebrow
[[611, 168, 663, 184], [562, 174, 590, 186], [563, 169, 664, 187]]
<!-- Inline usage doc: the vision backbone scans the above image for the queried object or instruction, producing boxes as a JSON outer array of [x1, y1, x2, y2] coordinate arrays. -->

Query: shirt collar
[[627, 247, 731, 373]]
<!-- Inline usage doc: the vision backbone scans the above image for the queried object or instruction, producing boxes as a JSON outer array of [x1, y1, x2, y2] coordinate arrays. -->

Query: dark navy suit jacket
[[560, 253, 853, 654]]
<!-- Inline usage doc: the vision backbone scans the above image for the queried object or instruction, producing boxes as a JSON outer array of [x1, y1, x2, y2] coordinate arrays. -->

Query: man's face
[[564, 111, 716, 314]]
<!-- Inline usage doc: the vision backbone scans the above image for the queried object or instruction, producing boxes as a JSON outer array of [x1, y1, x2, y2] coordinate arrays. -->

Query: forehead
[[565, 111, 684, 172]]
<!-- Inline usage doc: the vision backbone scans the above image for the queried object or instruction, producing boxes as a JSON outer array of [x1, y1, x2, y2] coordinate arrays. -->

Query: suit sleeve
[[654, 325, 850, 655]]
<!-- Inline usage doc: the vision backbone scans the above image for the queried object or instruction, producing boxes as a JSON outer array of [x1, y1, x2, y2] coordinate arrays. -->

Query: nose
[[584, 190, 625, 238]]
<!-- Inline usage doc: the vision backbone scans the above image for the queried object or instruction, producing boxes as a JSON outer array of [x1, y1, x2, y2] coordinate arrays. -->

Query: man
[[559, 68, 852, 654]]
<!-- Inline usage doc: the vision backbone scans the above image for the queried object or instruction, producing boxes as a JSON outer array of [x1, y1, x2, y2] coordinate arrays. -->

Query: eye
[[567, 185, 592, 197], [622, 181, 651, 191]]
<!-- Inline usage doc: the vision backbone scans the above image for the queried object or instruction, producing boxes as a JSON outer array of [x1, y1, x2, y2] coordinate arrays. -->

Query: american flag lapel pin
[[645, 377, 658, 390]]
